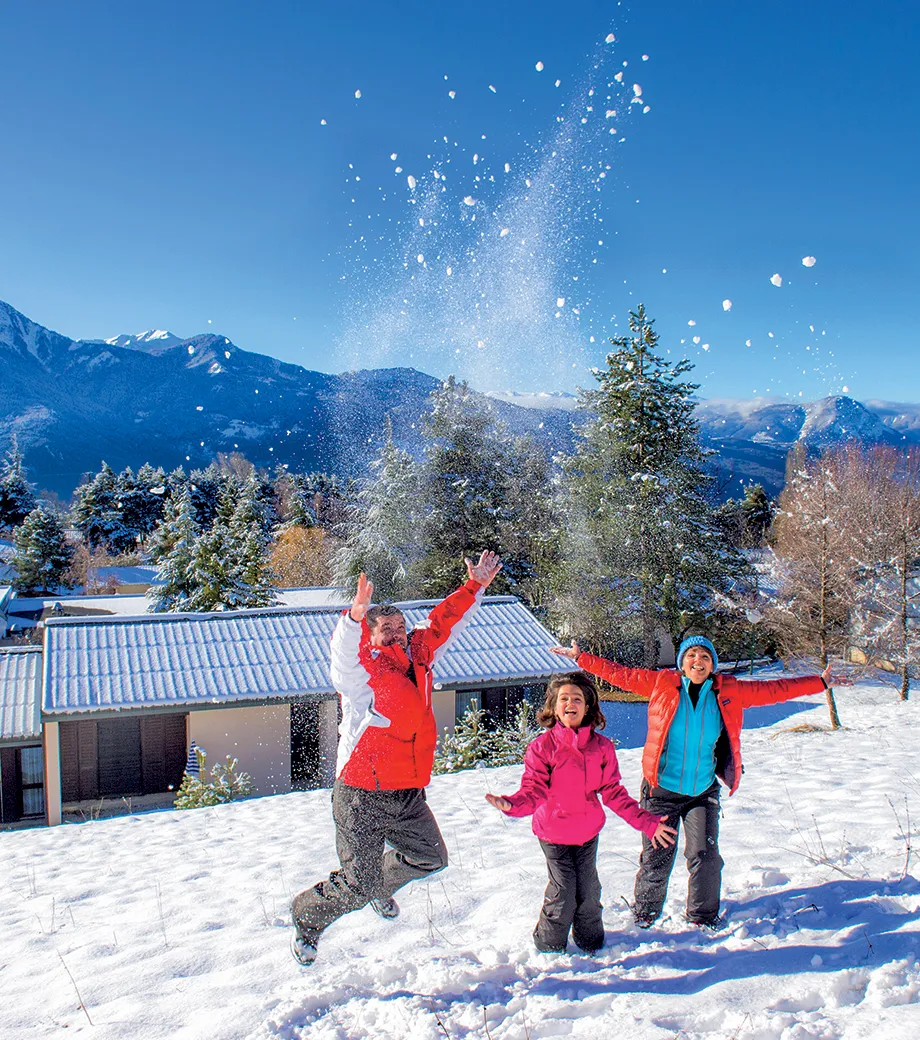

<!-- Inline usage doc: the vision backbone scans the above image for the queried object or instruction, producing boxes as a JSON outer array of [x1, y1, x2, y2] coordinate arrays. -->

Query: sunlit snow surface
[[335, 32, 648, 390], [2, 677, 920, 1038]]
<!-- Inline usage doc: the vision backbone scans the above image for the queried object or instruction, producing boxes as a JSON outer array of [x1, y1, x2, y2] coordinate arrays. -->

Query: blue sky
[[1, 0, 917, 403]]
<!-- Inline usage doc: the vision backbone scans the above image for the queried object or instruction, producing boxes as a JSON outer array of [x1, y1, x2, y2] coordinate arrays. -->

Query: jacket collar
[[372, 642, 412, 673], [551, 723, 594, 749]]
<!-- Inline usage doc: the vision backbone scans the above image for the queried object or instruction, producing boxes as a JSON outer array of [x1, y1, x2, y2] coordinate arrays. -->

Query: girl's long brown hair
[[537, 672, 607, 730]]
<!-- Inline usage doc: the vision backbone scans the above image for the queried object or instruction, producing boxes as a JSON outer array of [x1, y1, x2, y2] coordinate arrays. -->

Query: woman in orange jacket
[[552, 635, 846, 929]]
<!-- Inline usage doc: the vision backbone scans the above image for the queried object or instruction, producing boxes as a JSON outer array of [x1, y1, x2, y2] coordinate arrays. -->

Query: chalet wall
[[188, 705, 292, 795]]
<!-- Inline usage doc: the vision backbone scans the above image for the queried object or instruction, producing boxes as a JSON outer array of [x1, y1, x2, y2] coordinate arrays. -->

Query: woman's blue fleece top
[[657, 677, 723, 796]]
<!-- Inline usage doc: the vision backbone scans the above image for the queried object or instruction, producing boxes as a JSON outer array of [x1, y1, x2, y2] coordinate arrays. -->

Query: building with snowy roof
[[0, 646, 44, 824], [31, 596, 564, 825]]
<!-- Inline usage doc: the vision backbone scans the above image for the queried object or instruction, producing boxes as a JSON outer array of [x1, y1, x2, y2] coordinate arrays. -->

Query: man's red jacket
[[330, 579, 484, 790]]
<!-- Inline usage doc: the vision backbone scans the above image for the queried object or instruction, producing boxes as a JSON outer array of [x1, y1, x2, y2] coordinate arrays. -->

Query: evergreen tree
[[332, 415, 424, 599], [741, 483, 773, 544], [121, 463, 168, 540], [71, 462, 134, 552], [184, 481, 277, 611], [417, 376, 511, 598], [554, 305, 744, 665], [11, 506, 74, 593], [0, 441, 37, 531], [147, 486, 200, 612], [186, 463, 225, 530], [433, 706, 497, 774]]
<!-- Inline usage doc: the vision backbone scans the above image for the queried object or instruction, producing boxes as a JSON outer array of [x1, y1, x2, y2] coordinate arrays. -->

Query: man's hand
[[485, 793, 512, 812], [466, 550, 503, 590], [349, 572, 374, 623], [550, 641, 581, 661], [649, 816, 678, 849]]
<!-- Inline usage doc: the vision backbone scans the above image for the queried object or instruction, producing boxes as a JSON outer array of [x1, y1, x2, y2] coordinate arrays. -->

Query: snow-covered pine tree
[[486, 699, 541, 767], [555, 305, 743, 666], [71, 462, 134, 552], [417, 376, 513, 598], [333, 415, 424, 600], [11, 505, 74, 593], [147, 486, 200, 612], [0, 441, 37, 532], [433, 705, 496, 774], [119, 463, 167, 541], [184, 479, 277, 611]]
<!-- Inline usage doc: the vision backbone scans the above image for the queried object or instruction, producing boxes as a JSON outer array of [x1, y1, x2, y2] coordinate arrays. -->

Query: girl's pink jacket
[[502, 724, 660, 846]]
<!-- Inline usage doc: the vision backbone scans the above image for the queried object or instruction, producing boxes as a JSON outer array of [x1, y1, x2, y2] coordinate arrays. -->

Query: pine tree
[[741, 484, 773, 544], [147, 486, 200, 612], [0, 441, 37, 531], [71, 462, 134, 552], [433, 706, 497, 774], [333, 415, 424, 599], [417, 376, 511, 598], [554, 305, 744, 665], [184, 481, 277, 611], [11, 506, 74, 593]]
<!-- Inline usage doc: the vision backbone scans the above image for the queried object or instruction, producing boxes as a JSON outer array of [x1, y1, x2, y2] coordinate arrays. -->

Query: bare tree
[[769, 447, 850, 728], [843, 445, 920, 701]]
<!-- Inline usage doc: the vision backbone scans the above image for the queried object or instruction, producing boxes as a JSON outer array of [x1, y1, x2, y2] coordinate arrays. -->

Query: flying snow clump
[[770, 273, 783, 287], [722, 299, 732, 311], [354, 90, 362, 99], [802, 256, 817, 267], [407, 175, 417, 189], [463, 196, 476, 206], [535, 62, 544, 72], [606, 33, 616, 43], [557, 298, 566, 308]]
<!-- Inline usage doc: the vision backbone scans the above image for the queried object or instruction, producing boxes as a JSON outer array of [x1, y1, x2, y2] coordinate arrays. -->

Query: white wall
[[188, 705, 292, 795]]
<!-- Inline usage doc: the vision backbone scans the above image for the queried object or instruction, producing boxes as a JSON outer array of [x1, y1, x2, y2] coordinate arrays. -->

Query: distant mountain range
[[1, 299, 918, 500]]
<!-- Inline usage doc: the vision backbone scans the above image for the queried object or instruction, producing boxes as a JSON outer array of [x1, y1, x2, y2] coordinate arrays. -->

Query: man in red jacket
[[291, 550, 503, 965]]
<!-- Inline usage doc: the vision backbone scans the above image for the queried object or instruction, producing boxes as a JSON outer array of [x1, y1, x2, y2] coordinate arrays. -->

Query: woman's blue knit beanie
[[677, 635, 719, 671]]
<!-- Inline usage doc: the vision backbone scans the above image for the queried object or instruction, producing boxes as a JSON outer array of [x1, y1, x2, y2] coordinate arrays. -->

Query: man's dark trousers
[[634, 780, 723, 923], [292, 779, 448, 935], [534, 836, 604, 953]]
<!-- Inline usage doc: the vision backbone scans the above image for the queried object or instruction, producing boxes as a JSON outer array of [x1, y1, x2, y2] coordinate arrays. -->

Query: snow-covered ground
[[2, 679, 919, 1039]]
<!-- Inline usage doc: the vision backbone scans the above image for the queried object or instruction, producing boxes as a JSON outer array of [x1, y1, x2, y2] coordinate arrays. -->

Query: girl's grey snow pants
[[534, 835, 604, 953]]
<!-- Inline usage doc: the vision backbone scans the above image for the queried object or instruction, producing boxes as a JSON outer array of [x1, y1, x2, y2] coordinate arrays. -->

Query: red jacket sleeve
[[503, 736, 552, 817], [577, 653, 660, 699], [411, 579, 482, 666], [731, 674, 827, 709]]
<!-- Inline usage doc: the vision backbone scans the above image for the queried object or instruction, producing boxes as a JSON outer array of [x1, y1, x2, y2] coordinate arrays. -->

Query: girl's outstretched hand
[[485, 793, 512, 812], [550, 641, 580, 661], [649, 817, 678, 849]]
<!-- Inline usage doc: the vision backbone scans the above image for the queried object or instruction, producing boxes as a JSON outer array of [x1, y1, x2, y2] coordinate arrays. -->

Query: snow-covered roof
[[42, 597, 563, 716], [0, 647, 42, 742], [0, 585, 13, 613], [93, 566, 162, 586]]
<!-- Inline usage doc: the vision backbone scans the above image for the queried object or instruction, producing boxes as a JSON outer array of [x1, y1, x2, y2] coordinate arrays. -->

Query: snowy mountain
[[2, 298, 919, 499], [0, 300, 574, 497]]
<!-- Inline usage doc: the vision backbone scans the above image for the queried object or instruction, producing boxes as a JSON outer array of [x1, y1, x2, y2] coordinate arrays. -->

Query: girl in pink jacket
[[486, 672, 676, 953]]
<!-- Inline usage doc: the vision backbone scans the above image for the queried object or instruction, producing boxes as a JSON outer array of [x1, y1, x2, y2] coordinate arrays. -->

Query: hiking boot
[[370, 897, 400, 919], [687, 914, 723, 932], [290, 929, 319, 966], [634, 912, 660, 929]]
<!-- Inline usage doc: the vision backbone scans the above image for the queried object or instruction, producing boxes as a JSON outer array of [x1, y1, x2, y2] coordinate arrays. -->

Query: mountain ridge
[[1, 299, 917, 500]]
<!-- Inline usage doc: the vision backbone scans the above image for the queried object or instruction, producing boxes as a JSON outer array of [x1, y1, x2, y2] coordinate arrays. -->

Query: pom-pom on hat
[[677, 635, 718, 671]]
